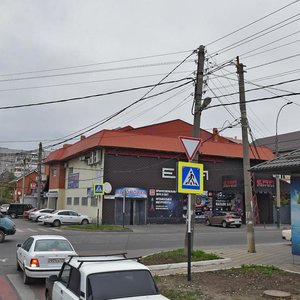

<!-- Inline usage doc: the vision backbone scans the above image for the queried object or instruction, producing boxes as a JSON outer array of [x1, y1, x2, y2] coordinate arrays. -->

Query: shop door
[[115, 198, 146, 225], [257, 194, 273, 224]]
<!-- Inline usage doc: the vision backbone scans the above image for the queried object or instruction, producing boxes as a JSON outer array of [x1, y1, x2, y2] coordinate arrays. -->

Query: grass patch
[[64, 224, 130, 231], [238, 264, 281, 275], [140, 248, 221, 265]]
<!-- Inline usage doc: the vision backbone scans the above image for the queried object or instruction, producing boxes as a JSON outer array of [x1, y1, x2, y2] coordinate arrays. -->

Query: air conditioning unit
[[94, 149, 102, 164], [87, 158, 93, 165]]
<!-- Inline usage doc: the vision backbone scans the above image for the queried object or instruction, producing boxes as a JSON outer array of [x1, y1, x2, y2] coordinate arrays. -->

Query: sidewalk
[[149, 242, 300, 276]]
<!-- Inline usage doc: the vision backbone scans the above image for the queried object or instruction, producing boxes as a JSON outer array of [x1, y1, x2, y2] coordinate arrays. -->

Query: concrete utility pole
[[37, 142, 43, 209], [275, 102, 292, 229], [236, 57, 255, 253]]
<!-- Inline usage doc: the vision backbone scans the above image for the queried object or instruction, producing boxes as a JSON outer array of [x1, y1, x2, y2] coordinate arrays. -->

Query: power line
[[0, 70, 194, 93], [206, 92, 300, 110], [211, 13, 300, 57], [0, 50, 193, 77], [206, 0, 300, 47], [0, 60, 194, 83], [0, 78, 193, 110]]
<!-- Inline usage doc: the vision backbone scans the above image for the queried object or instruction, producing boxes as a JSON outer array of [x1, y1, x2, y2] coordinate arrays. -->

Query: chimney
[[213, 128, 219, 142], [80, 135, 86, 140]]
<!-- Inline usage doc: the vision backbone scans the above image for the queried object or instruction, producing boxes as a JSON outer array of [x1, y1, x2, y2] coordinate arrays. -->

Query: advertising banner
[[148, 189, 183, 222], [291, 176, 300, 256]]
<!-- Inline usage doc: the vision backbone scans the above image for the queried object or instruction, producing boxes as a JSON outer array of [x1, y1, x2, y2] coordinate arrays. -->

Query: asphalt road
[[0, 218, 286, 300]]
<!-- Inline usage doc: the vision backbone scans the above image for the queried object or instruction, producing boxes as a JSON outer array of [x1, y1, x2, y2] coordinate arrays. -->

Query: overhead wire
[[0, 77, 193, 111], [206, 0, 300, 47]]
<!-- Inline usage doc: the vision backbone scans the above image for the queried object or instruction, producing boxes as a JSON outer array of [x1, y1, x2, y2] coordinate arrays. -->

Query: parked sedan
[[43, 210, 92, 227], [23, 208, 38, 219], [16, 235, 77, 284], [206, 211, 242, 228], [29, 208, 55, 222]]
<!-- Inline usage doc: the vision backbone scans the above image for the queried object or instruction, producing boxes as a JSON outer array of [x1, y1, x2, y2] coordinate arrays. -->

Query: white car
[[43, 210, 92, 227], [45, 254, 169, 300], [0, 203, 9, 214], [282, 229, 292, 241], [16, 235, 77, 284], [29, 208, 55, 222]]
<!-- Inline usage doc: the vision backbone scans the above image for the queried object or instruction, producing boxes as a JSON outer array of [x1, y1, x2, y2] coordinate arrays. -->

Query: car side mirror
[[49, 274, 58, 282], [16, 243, 22, 248]]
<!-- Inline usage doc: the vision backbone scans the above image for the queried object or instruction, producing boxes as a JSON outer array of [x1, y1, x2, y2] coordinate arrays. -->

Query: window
[[91, 197, 97, 207], [68, 267, 81, 296], [82, 197, 88, 206], [87, 270, 158, 299], [74, 197, 79, 205], [22, 238, 34, 252], [59, 264, 71, 286], [67, 197, 72, 205], [69, 167, 73, 174]]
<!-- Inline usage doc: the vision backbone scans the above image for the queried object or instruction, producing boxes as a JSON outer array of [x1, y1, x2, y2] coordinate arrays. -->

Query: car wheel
[[23, 268, 31, 284], [0, 231, 5, 243], [35, 216, 40, 222], [236, 225, 241, 228], [81, 219, 89, 225], [206, 219, 211, 226], [10, 212, 17, 219], [53, 220, 61, 227], [222, 221, 228, 228]]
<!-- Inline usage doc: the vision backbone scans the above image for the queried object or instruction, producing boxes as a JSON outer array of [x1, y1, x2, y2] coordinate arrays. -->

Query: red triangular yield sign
[[179, 136, 202, 161]]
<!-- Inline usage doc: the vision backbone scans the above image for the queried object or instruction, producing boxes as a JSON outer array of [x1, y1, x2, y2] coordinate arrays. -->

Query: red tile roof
[[45, 120, 274, 163]]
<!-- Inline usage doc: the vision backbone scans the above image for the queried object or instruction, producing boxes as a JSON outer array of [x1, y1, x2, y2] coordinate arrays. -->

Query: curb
[[148, 258, 231, 271]]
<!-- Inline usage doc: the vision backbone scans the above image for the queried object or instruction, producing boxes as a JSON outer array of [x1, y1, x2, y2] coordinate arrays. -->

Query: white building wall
[[64, 150, 104, 223]]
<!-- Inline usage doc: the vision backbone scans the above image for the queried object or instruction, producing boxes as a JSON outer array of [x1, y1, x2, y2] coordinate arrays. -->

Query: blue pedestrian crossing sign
[[93, 183, 104, 196], [177, 161, 204, 194]]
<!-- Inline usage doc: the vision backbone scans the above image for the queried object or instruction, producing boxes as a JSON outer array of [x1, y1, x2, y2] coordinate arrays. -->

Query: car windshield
[[87, 270, 158, 300], [34, 239, 73, 252]]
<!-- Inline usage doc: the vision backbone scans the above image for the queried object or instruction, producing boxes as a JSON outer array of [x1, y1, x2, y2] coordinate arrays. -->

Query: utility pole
[[37, 142, 43, 209], [22, 156, 27, 201], [236, 57, 255, 253], [184, 46, 206, 281]]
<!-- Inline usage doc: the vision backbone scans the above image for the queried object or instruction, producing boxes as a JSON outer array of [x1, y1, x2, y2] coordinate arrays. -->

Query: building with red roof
[[44, 119, 275, 225]]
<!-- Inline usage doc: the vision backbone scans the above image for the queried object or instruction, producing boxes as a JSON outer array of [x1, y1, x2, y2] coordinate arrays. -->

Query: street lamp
[[275, 101, 292, 229]]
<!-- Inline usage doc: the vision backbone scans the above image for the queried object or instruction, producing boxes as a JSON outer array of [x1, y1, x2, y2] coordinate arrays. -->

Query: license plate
[[48, 258, 65, 264]]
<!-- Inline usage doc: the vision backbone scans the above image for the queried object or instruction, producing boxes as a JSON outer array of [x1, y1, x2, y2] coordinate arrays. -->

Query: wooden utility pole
[[236, 57, 256, 253]]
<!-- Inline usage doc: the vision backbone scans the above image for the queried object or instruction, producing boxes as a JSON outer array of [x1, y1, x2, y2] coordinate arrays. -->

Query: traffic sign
[[93, 183, 104, 196], [177, 161, 204, 194], [179, 136, 202, 161]]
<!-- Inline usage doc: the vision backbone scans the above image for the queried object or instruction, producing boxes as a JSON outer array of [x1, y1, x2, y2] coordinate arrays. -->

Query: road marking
[[16, 229, 24, 232], [27, 228, 38, 232], [50, 228, 62, 232], [38, 228, 48, 232], [0, 258, 8, 262]]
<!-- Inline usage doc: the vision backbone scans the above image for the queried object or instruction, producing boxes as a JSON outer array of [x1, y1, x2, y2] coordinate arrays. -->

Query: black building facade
[[101, 149, 277, 225]]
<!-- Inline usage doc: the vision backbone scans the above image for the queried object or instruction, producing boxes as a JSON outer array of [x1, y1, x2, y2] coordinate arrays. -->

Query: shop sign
[[115, 187, 147, 198], [256, 179, 275, 188]]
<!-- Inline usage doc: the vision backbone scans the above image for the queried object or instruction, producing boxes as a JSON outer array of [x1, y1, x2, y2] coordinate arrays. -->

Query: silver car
[[29, 208, 55, 222], [206, 211, 242, 228]]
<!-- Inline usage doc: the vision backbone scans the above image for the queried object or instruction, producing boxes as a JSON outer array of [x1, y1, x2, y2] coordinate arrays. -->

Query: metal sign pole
[[122, 188, 126, 228], [187, 193, 192, 281]]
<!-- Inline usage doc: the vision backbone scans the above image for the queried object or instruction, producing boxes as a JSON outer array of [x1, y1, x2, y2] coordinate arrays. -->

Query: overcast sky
[[0, 0, 299, 151]]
